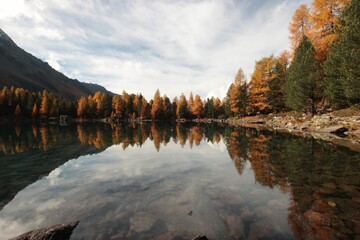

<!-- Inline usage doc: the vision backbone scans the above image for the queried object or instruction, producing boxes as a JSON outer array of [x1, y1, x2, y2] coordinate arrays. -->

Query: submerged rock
[[318, 125, 348, 134], [129, 212, 157, 233], [10, 221, 79, 240], [192, 236, 208, 240], [227, 215, 244, 238]]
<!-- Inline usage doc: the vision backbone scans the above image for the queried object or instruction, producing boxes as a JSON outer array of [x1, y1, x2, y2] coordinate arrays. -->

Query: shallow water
[[0, 123, 359, 239]]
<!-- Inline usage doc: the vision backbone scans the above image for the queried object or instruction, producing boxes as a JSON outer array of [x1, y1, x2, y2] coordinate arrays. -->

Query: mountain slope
[[0, 28, 111, 99]]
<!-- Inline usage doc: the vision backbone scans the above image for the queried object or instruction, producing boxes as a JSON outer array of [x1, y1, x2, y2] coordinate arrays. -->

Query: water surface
[[0, 123, 359, 239]]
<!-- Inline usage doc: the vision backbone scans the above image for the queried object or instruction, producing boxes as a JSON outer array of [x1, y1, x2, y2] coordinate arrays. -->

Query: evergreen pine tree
[[324, 0, 360, 106], [285, 36, 322, 114]]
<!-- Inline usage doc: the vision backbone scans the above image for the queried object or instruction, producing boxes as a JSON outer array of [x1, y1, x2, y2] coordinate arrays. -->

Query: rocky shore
[[226, 111, 360, 152]]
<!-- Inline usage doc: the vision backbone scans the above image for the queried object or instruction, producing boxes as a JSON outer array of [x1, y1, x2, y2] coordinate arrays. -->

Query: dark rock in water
[[192, 236, 208, 240], [318, 125, 348, 134], [10, 221, 79, 240]]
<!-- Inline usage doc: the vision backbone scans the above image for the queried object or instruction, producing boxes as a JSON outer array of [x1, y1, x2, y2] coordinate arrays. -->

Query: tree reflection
[[0, 123, 359, 238]]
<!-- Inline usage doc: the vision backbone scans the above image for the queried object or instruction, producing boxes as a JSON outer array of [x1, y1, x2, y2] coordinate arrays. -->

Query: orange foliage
[[309, 0, 350, 60], [289, 4, 311, 53], [249, 56, 275, 113]]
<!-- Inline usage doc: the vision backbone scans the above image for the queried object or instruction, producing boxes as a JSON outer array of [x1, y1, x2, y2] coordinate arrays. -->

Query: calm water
[[0, 123, 359, 239]]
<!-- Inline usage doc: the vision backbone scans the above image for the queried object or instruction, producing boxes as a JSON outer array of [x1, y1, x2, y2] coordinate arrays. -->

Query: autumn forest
[[0, 0, 359, 121]]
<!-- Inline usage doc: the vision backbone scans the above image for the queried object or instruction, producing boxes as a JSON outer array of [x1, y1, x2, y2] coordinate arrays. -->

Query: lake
[[0, 122, 359, 239]]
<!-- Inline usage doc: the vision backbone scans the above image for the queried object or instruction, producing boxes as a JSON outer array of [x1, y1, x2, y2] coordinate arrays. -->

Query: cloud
[[45, 53, 62, 71], [0, 0, 312, 100]]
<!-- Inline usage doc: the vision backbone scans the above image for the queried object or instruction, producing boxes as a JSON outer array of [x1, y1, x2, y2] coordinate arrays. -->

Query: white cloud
[[0, 0, 312, 100], [46, 53, 62, 71]]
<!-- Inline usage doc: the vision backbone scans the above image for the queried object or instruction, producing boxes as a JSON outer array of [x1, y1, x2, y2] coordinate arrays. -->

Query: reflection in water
[[0, 123, 359, 239]]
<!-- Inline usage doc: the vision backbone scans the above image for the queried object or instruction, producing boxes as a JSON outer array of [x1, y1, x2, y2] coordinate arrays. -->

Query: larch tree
[[309, 0, 350, 61], [188, 92, 195, 118], [39, 90, 50, 117], [285, 36, 321, 114], [229, 68, 248, 117], [324, 0, 360, 106], [14, 104, 21, 117], [77, 97, 88, 118], [214, 97, 222, 117], [112, 95, 123, 118], [151, 89, 162, 119], [289, 4, 312, 54], [268, 51, 290, 112], [192, 95, 204, 118], [249, 56, 275, 114], [31, 103, 38, 118], [87, 95, 95, 117]]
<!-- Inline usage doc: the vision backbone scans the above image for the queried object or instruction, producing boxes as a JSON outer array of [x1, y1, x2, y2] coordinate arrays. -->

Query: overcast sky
[[0, 0, 311, 100]]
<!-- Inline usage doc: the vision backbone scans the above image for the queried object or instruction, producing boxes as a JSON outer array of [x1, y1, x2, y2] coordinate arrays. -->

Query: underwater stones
[[240, 209, 255, 221], [254, 206, 273, 218], [192, 236, 209, 240], [226, 215, 244, 239], [248, 218, 278, 240], [129, 212, 157, 233]]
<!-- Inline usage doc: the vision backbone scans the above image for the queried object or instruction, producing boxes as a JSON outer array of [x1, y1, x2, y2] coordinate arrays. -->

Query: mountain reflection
[[0, 123, 359, 239]]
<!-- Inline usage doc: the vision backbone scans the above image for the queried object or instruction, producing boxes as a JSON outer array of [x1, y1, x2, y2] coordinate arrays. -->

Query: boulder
[[317, 125, 348, 134], [10, 221, 79, 240]]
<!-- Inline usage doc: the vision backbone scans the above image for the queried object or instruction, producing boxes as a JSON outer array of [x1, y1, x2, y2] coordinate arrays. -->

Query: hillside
[[0, 28, 111, 99]]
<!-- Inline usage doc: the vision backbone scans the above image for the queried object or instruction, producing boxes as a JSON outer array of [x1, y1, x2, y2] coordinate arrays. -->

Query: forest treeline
[[227, 0, 359, 116], [0, 86, 223, 120], [0, 0, 358, 120]]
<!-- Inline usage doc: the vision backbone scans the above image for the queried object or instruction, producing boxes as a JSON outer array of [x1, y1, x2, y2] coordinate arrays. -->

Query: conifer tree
[[192, 95, 204, 118], [268, 51, 290, 111], [162, 96, 172, 119], [285, 36, 321, 114], [289, 4, 311, 53], [77, 97, 88, 118], [249, 56, 274, 114], [188, 92, 194, 118], [176, 94, 188, 119], [324, 0, 360, 106], [39, 90, 50, 117], [309, 0, 350, 60], [31, 103, 38, 118], [151, 89, 162, 119], [14, 104, 21, 117], [214, 97, 222, 117], [205, 98, 215, 118]]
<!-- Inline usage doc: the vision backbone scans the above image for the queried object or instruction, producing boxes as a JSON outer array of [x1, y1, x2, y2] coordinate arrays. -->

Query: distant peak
[[0, 28, 17, 46]]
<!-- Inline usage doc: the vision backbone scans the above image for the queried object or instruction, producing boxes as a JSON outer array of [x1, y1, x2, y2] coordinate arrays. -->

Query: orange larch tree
[[151, 89, 162, 119], [309, 0, 350, 60], [249, 56, 275, 114], [192, 95, 204, 118], [289, 4, 311, 54]]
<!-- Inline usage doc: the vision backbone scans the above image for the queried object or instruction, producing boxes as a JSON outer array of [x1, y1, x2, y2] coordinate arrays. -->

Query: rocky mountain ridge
[[0, 28, 111, 99]]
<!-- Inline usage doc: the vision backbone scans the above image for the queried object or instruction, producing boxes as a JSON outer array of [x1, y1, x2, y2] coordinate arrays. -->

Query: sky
[[0, 0, 311, 100]]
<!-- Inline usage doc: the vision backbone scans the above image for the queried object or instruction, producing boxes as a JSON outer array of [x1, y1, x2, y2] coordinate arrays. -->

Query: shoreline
[[222, 113, 360, 152], [2, 112, 360, 152]]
